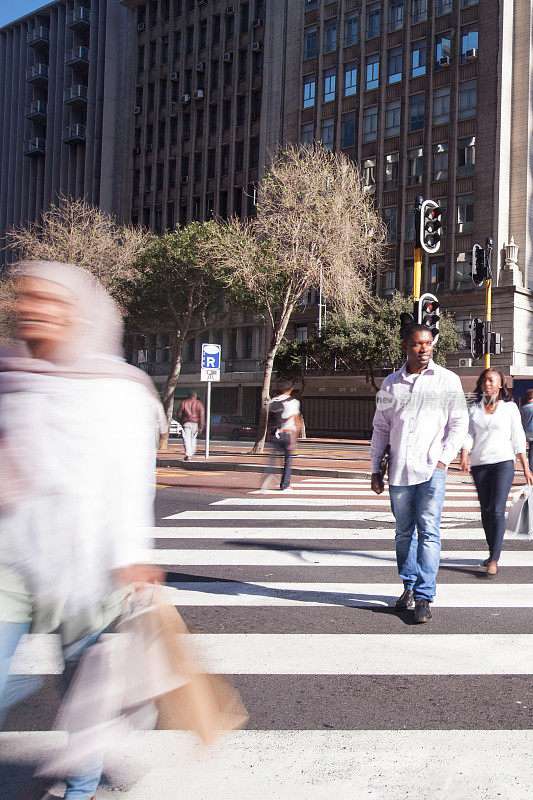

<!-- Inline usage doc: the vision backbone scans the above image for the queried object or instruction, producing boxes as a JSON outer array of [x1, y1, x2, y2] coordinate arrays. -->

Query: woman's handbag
[[505, 486, 533, 538]]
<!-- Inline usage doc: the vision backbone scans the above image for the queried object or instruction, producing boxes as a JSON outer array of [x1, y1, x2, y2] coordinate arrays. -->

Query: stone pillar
[[499, 237, 523, 287], [236, 383, 243, 415]]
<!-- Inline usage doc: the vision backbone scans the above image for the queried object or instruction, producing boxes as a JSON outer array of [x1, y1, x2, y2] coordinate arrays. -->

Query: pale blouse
[[464, 400, 526, 467]]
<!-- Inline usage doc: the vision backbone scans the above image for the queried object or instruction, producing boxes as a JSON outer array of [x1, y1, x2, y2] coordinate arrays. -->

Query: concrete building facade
[[0, 0, 127, 265]]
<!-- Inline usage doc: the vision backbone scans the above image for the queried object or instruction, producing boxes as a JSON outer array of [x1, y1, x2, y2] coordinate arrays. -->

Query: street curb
[[157, 458, 373, 480]]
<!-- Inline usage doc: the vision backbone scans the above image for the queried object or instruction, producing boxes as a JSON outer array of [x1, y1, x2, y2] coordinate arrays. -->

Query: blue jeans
[[471, 459, 514, 562], [0, 622, 103, 799], [388, 467, 447, 602]]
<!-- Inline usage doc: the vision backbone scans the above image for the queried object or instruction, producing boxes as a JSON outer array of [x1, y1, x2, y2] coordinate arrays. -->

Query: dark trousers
[[276, 432, 294, 489], [471, 460, 514, 561], [528, 443, 533, 471]]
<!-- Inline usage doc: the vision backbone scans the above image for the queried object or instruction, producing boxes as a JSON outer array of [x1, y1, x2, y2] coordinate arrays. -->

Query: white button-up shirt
[[464, 400, 526, 467], [370, 360, 468, 486]]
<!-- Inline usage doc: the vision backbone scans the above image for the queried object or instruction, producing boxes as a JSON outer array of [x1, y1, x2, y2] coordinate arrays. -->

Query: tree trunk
[[159, 334, 185, 449], [299, 414, 307, 439]]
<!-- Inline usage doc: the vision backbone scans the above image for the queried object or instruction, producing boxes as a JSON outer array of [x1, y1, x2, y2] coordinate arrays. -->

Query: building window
[[366, 4, 381, 39], [432, 142, 448, 181], [342, 113, 355, 148], [454, 315, 471, 347], [158, 120, 166, 149], [344, 62, 357, 96], [156, 162, 164, 191], [458, 136, 475, 176], [433, 86, 450, 126], [455, 253, 472, 288], [384, 152, 399, 189], [381, 270, 396, 294], [146, 123, 153, 147], [239, 48, 247, 81], [253, 50, 263, 75], [251, 90, 261, 120], [173, 31, 181, 60], [461, 26, 478, 61], [205, 193, 214, 219], [171, 78, 179, 102], [211, 60, 219, 90], [324, 68, 336, 102], [194, 152, 202, 183], [362, 157, 376, 192], [306, 0, 318, 9], [195, 109, 204, 138], [429, 258, 446, 292], [304, 26, 317, 59], [161, 35, 169, 65], [409, 93, 425, 131], [199, 20, 207, 51], [461, 0, 478, 7], [388, 0, 403, 32], [224, 58, 233, 85], [212, 15, 221, 45], [209, 104, 218, 134], [435, 0, 453, 14], [148, 82, 155, 110], [387, 47, 402, 84], [137, 45, 145, 73], [345, 12, 358, 46], [321, 118, 335, 150], [301, 123, 314, 146], [385, 99, 401, 137], [133, 169, 140, 197], [411, 41, 426, 77], [144, 164, 152, 191], [411, 0, 428, 24], [249, 137, 259, 169], [383, 207, 398, 242], [457, 194, 474, 233], [241, 3, 249, 34], [303, 77, 316, 108], [226, 14, 235, 39], [221, 146, 230, 177], [236, 94, 246, 126], [186, 27, 194, 55], [366, 55, 379, 91], [159, 78, 167, 106], [235, 141, 244, 172], [404, 262, 414, 294], [149, 0, 157, 27], [149, 40, 157, 68], [362, 106, 378, 142], [458, 80, 477, 119], [223, 99, 231, 129], [207, 149, 216, 179], [408, 147, 423, 185], [324, 18, 337, 53], [219, 190, 228, 218], [436, 34, 451, 65], [185, 70, 192, 94], [170, 117, 178, 145], [295, 324, 308, 342], [405, 205, 415, 242]]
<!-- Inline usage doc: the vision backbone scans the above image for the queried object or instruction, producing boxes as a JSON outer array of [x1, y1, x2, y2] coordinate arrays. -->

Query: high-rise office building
[[0, 0, 127, 265]]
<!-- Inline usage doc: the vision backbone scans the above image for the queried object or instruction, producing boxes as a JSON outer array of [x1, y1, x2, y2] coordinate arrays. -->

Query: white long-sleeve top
[[463, 400, 527, 467], [370, 360, 468, 486], [0, 375, 158, 628]]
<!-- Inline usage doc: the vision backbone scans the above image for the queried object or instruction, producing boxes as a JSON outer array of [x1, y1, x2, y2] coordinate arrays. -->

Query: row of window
[[304, 0, 477, 34], [304, 24, 477, 74], [136, 51, 261, 108], [379, 192, 474, 245], [135, 91, 261, 150], [302, 81, 476, 143], [133, 138, 259, 194], [138, 0, 263, 30], [137, 33, 263, 73], [382, 250, 479, 296], [133, 186, 255, 231]]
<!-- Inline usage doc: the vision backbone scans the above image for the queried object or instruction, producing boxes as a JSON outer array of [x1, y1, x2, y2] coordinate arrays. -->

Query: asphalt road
[[2, 479, 532, 799]]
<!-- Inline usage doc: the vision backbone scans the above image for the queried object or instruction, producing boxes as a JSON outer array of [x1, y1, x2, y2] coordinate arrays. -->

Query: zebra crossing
[[1, 475, 532, 799]]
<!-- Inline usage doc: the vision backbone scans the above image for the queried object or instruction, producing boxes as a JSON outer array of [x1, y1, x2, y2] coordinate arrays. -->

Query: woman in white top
[[460, 368, 533, 576], [0, 261, 164, 799]]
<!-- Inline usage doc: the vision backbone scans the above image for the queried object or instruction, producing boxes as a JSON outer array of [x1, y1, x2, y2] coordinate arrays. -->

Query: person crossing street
[[370, 324, 468, 623], [176, 390, 205, 461]]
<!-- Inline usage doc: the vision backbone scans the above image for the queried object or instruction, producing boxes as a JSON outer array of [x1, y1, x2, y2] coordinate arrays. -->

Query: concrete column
[[236, 383, 243, 415]]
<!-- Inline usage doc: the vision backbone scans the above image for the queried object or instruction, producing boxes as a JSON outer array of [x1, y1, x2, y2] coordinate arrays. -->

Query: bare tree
[[0, 277, 15, 347], [5, 197, 149, 305], [209, 143, 387, 452]]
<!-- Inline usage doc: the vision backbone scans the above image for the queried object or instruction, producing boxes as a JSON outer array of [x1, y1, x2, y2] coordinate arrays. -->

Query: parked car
[[169, 419, 183, 437], [210, 414, 257, 440]]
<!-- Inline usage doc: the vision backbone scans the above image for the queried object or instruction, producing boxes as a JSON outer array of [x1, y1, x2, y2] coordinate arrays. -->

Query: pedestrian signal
[[417, 293, 440, 345], [490, 332, 503, 355], [420, 200, 443, 255], [471, 317, 485, 359]]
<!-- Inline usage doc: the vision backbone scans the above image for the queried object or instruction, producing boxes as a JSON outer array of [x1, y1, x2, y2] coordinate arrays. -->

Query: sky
[[0, 1, 51, 29]]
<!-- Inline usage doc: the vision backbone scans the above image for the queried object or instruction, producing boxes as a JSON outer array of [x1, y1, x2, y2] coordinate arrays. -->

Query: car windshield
[[228, 415, 249, 424]]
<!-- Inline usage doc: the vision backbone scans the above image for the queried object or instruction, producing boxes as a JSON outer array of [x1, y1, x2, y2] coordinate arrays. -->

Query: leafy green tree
[[274, 292, 459, 390], [125, 221, 251, 436]]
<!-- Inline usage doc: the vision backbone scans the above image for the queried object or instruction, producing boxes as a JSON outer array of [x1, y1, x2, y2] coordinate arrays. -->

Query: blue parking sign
[[201, 343, 221, 370]]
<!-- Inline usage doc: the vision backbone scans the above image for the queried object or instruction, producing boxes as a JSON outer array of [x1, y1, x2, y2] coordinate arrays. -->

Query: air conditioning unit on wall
[[458, 357, 473, 368]]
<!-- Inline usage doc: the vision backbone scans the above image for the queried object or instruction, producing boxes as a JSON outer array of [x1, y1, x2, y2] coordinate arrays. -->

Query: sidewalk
[[157, 438, 467, 480]]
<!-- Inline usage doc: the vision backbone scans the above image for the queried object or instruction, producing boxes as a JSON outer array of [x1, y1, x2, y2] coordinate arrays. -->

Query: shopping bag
[[505, 486, 533, 538], [138, 588, 249, 744]]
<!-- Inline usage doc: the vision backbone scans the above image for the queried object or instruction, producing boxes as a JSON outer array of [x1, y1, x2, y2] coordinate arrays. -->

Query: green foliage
[[274, 292, 459, 389]]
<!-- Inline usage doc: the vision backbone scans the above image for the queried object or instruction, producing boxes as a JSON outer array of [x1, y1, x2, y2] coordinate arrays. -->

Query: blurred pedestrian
[[176, 390, 205, 461], [460, 368, 533, 576], [370, 324, 468, 623], [0, 261, 164, 800], [261, 383, 301, 491], [520, 388, 533, 469]]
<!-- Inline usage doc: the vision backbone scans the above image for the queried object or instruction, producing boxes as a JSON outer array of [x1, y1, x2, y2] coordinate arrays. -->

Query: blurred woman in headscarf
[[0, 261, 165, 800]]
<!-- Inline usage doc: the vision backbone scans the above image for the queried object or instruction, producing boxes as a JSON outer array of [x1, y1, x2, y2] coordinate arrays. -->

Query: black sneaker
[[414, 598, 432, 623], [394, 589, 415, 611]]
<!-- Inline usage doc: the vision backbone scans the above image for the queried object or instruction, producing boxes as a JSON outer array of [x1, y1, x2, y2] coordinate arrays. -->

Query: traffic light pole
[[484, 277, 492, 369], [413, 196, 423, 308]]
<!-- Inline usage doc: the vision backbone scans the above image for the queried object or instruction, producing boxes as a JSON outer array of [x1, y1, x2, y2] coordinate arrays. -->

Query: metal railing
[[26, 63, 49, 81], [66, 7, 91, 27], [24, 137, 46, 155], [27, 26, 49, 45], [65, 46, 89, 65], [25, 99, 47, 117], [63, 84, 88, 103], [62, 124, 86, 142]]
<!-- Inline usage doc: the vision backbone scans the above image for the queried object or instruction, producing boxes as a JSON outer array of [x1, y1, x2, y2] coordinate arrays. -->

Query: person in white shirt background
[[370, 324, 468, 623], [460, 368, 533, 577], [261, 383, 301, 491]]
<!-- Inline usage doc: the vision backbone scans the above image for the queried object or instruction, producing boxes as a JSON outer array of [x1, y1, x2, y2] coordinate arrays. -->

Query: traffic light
[[420, 200, 443, 254], [490, 332, 503, 355], [399, 311, 415, 339], [418, 293, 440, 344], [471, 317, 485, 359], [472, 244, 490, 285]]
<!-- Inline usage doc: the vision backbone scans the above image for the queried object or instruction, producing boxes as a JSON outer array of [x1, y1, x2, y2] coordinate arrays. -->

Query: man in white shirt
[[262, 384, 301, 491], [370, 324, 468, 622]]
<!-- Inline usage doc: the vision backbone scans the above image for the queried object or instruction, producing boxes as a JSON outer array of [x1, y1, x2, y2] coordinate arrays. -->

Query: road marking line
[[151, 526, 488, 539]]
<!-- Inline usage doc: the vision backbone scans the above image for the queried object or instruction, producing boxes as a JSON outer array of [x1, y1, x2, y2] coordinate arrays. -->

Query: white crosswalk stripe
[[3, 473, 532, 800]]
